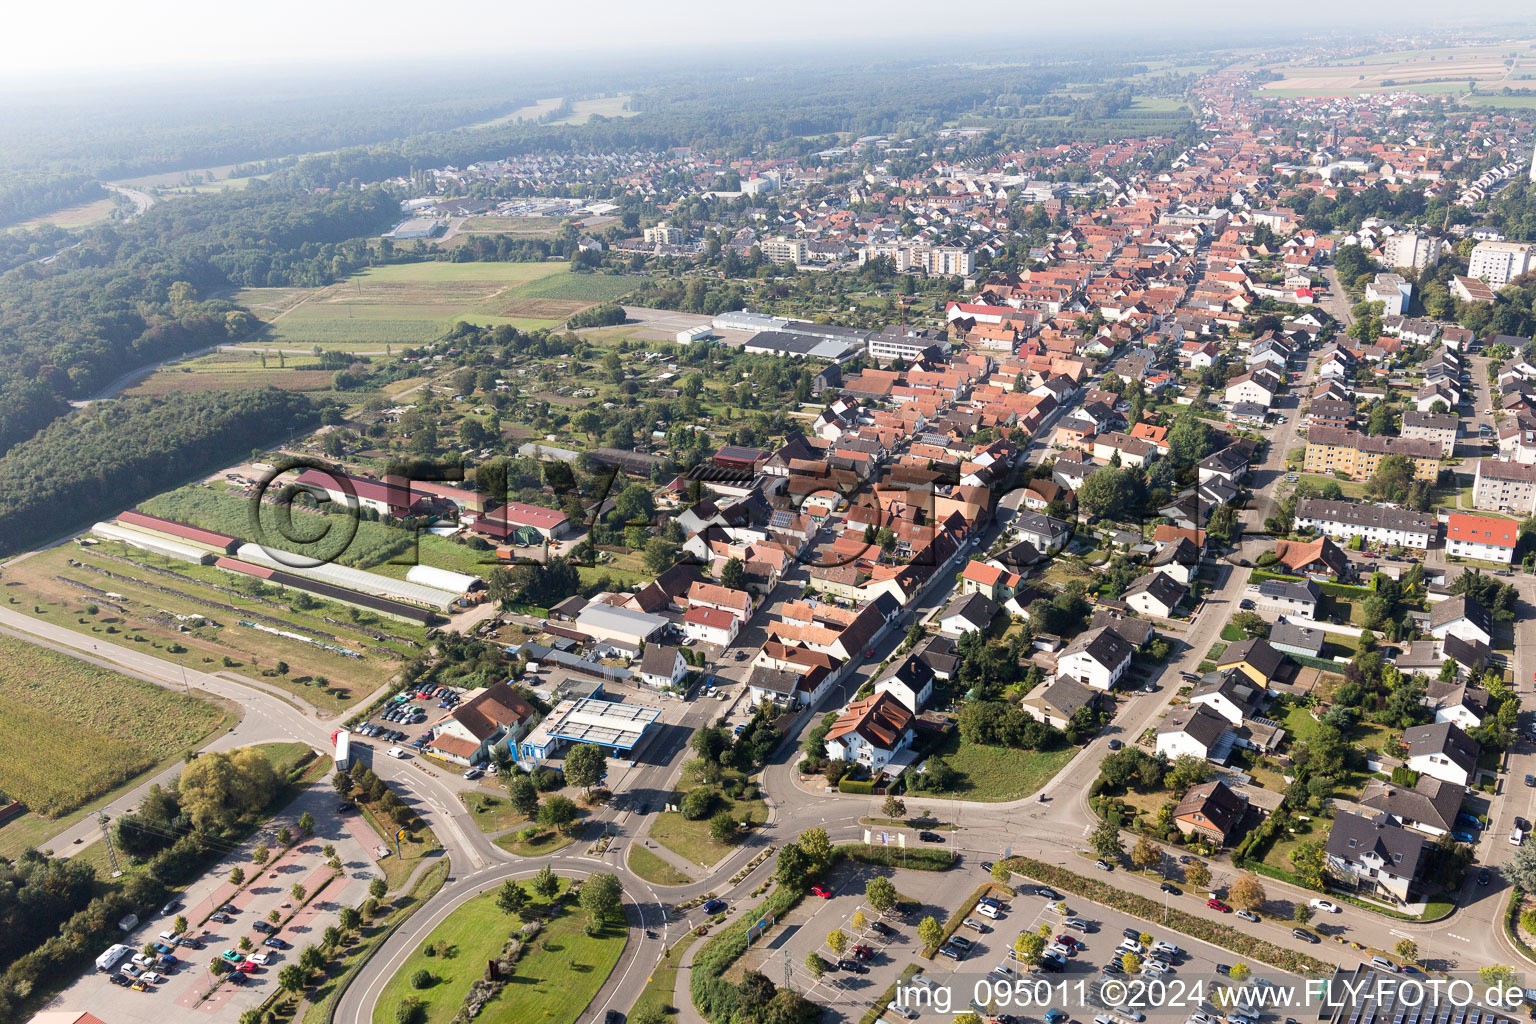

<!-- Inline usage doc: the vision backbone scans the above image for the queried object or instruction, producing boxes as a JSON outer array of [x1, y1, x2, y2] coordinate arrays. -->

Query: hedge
[[837, 845, 954, 871], [999, 856, 1330, 974], [839, 779, 876, 795]]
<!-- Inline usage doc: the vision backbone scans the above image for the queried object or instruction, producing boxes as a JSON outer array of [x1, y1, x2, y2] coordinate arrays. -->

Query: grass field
[[231, 262, 643, 350], [648, 775, 768, 869], [458, 791, 524, 833], [0, 634, 230, 819], [372, 879, 626, 1024], [126, 350, 339, 397], [9, 196, 117, 231], [495, 826, 576, 858], [925, 732, 1079, 802], [627, 845, 694, 886]]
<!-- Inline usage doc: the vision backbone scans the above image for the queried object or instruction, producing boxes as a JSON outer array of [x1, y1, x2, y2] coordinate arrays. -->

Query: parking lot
[[723, 858, 1304, 1024], [355, 684, 465, 756], [48, 784, 377, 1024]]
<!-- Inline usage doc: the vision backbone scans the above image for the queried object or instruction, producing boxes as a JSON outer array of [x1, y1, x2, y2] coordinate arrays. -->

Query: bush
[[681, 787, 717, 821], [410, 968, 433, 989], [838, 779, 875, 795]]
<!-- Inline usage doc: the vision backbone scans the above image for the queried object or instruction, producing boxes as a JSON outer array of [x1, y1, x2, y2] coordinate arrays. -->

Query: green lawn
[[495, 825, 576, 858], [483, 887, 627, 1024], [649, 773, 768, 869], [458, 791, 525, 833], [1296, 474, 1368, 499], [371, 880, 587, 1024], [918, 732, 1078, 802], [627, 844, 694, 886], [1279, 704, 1321, 745]]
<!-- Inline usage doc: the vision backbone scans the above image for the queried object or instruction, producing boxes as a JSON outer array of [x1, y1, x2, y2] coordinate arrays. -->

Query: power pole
[[98, 812, 122, 878], [782, 947, 792, 992]]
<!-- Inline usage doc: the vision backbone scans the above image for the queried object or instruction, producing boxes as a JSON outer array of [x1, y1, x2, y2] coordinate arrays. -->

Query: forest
[[0, 388, 321, 554], [0, 171, 105, 229], [0, 185, 395, 455]]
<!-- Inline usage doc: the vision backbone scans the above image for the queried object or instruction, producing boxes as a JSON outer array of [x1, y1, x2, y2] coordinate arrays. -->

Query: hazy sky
[[1, 0, 1511, 81]]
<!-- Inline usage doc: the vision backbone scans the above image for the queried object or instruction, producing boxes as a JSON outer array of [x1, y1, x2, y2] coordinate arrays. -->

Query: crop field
[[9, 197, 117, 231], [453, 215, 562, 235], [549, 95, 637, 125], [231, 262, 643, 349], [1, 535, 427, 706], [1259, 43, 1534, 96], [125, 351, 339, 396], [0, 634, 229, 818]]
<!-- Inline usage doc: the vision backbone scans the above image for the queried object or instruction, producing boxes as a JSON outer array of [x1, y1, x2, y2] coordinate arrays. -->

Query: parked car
[[701, 899, 726, 915], [918, 831, 945, 843], [1293, 928, 1319, 943], [851, 944, 873, 960], [1159, 883, 1180, 895], [868, 920, 892, 936], [1034, 887, 1061, 900], [1452, 830, 1478, 843], [1206, 898, 1231, 912], [1479, 869, 1491, 886], [838, 959, 865, 973], [1236, 909, 1259, 923], [1309, 899, 1340, 914], [963, 917, 988, 934], [1106, 740, 1123, 751], [1095, 859, 1113, 871], [235, 961, 258, 973], [810, 885, 832, 899], [263, 937, 289, 949]]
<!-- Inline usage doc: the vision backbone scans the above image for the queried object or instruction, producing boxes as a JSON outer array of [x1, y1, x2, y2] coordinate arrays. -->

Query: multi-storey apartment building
[[1303, 428, 1441, 482]]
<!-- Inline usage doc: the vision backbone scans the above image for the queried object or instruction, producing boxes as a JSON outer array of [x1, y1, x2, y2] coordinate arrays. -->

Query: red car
[[1055, 935, 1083, 949], [810, 885, 832, 899], [1206, 898, 1231, 913], [236, 961, 259, 973], [851, 944, 873, 959]]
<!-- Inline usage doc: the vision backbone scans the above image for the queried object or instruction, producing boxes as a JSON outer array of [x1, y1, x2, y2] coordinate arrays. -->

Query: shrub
[[838, 779, 875, 795], [680, 787, 717, 820], [410, 968, 433, 989]]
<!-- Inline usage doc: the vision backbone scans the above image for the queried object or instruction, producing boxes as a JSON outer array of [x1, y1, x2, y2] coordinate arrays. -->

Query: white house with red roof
[[686, 581, 754, 623], [683, 606, 740, 646], [1444, 513, 1517, 565]]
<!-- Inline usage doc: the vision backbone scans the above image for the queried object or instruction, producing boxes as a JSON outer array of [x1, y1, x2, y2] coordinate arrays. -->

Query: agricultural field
[[0, 633, 231, 820], [0, 533, 428, 708], [9, 197, 117, 231], [1258, 43, 1536, 96], [230, 261, 644, 350], [124, 349, 340, 397]]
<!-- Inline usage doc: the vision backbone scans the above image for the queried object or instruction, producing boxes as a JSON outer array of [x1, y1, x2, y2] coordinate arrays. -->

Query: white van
[[1513, 828, 1525, 846], [387, 747, 408, 759], [977, 902, 1001, 919]]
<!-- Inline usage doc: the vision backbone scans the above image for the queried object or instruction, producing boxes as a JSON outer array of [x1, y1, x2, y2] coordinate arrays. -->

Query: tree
[[917, 916, 943, 951], [827, 928, 847, 956], [564, 744, 608, 795], [799, 827, 833, 868], [1090, 821, 1124, 861], [1228, 963, 1250, 983], [992, 861, 1012, 884], [323, 925, 342, 949], [1479, 965, 1517, 989], [278, 963, 304, 993], [776, 843, 811, 892], [881, 794, 907, 819], [210, 957, 231, 977], [739, 971, 776, 1011], [1503, 842, 1536, 892], [277, 827, 293, 846], [1013, 931, 1045, 965], [1289, 839, 1327, 890], [269, 909, 281, 925], [253, 844, 269, 865], [866, 876, 899, 915], [1229, 874, 1266, 912], [297, 811, 315, 836], [1131, 836, 1162, 871], [292, 883, 307, 903], [497, 880, 530, 918], [369, 878, 388, 900], [411, 967, 434, 990], [239, 936, 253, 952], [299, 945, 324, 973], [1185, 861, 1211, 891], [539, 795, 579, 833], [1206, 503, 1240, 549], [178, 747, 278, 832], [709, 811, 737, 843], [1394, 939, 1419, 963], [851, 910, 867, 931], [954, 1015, 982, 1024], [1366, 454, 1418, 505], [1121, 952, 1141, 974], [397, 997, 425, 1024], [805, 952, 828, 980], [720, 557, 746, 591], [339, 906, 361, 932], [533, 864, 560, 900], [1292, 904, 1313, 926], [507, 774, 539, 819], [579, 872, 623, 931], [230, 866, 245, 885], [644, 536, 680, 575]]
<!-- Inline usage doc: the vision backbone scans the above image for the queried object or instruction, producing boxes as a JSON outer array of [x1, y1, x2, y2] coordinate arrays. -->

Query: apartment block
[[1472, 458, 1536, 515], [1302, 427, 1441, 482], [1468, 241, 1535, 287]]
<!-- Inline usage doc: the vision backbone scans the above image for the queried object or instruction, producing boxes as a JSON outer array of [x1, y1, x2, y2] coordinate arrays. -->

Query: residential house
[[1249, 577, 1321, 621], [636, 645, 687, 690], [1023, 676, 1108, 730], [1173, 780, 1248, 845], [874, 654, 936, 713], [1294, 499, 1437, 551], [1216, 637, 1287, 689], [683, 606, 740, 646], [823, 691, 916, 770], [1427, 594, 1494, 646], [938, 592, 998, 638], [1472, 458, 1536, 515], [1122, 571, 1188, 618], [1156, 703, 1233, 762], [1057, 626, 1134, 691], [1325, 811, 1428, 904], [1359, 776, 1465, 838], [427, 682, 539, 766], [1269, 621, 1326, 658], [1303, 427, 1441, 482], [1400, 411, 1459, 456], [1445, 513, 1517, 565], [1425, 680, 1490, 731], [1403, 721, 1481, 787], [1271, 536, 1352, 580]]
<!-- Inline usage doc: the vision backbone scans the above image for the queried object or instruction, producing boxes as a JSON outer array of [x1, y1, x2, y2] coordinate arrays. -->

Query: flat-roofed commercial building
[[516, 697, 661, 763]]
